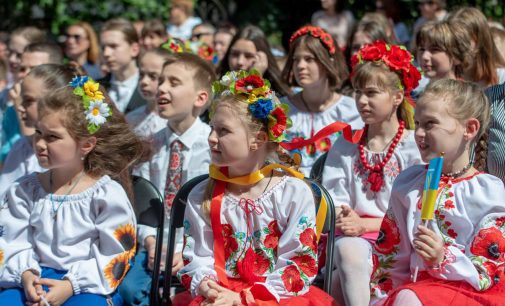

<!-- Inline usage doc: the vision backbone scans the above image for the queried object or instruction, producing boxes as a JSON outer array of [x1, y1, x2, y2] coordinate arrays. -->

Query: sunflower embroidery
[[104, 252, 131, 289], [113, 224, 136, 256]]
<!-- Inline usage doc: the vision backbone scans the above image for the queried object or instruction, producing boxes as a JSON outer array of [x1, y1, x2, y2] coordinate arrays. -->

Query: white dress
[[282, 95, 363, 176], [125, 105, 167, 139], [0, 174, 136, 295], [178, 176, 319, 301], [322, 131, 423, 218], [0, 136, 45, 196], [370, 166, 505, 303]]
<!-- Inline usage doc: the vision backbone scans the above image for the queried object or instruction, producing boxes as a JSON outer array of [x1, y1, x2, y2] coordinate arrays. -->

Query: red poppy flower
[[222, 224, 238, 259], [306, 143, 317, 156], [496, 217, 505, 227], [268, 220, 281, 235], [374, 214, 401, 254], [447, 229, 458, 239], [235, 75, 264, 94], [377, 277, 393, 293], [264, 220, 282, 251], [384, 45, 411, 71], [299, 228, 317, 253], [291, 254, 317, 277], [254, 252, 271, 275], [269, 106, 288, 138], [445, 221, 452, 227], [222, 224, 234, 237], [401, 65, 421, 93], [444, 200, 455, 209], [447, 191, 454, 197], [281, 265, 305, 293], [180, 274, 192, 290], [471, 227, 505, 260], [360, 41, 387, 62], [316, 137, 332, 153]]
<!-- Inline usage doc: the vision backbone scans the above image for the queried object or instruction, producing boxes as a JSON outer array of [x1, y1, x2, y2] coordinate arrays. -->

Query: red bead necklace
[[358, 121, 405, 192]]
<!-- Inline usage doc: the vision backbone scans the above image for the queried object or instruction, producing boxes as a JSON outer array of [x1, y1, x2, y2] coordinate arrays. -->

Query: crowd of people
[[0, 0, 505, 305]]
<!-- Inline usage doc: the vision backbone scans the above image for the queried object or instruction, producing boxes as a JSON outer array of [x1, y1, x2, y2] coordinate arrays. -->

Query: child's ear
[[393, 90, 404, 107], [130, 42, 141, 58], [464, 118, 480, 141], [250, 131, 269, 151], [194, 90, 209, 109], [80, 136, 97, 158]]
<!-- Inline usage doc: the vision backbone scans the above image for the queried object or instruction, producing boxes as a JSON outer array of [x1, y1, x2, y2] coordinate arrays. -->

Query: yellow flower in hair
[[83, 79, 104, 101]]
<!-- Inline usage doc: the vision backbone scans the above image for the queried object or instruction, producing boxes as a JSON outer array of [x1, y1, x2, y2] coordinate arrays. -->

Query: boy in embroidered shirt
[[119, 52, 216, 305]]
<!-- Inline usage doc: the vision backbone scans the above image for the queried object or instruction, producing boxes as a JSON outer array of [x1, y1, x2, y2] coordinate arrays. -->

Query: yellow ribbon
[[209, 164, 304, 184]]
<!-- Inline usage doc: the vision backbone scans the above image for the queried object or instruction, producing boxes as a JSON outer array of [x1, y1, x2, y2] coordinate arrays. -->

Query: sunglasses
[[191, 32, 213, 40], [65, 34, 86, 42]]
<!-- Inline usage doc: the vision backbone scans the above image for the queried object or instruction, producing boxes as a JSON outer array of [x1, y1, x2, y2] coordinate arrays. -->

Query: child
[[125, 48, 170, 138], [119, 52, 216, 305], [281, 25, 363, 176], [0, 64, 76, 196], [175, 70, 335, 305], [213, 22, 237, 63], [321, 41, 423, 306], [0, 75, 144, 305], [140, 19, 168, 50], [100, 18, 146, 113], [370, 79, 505, 305]]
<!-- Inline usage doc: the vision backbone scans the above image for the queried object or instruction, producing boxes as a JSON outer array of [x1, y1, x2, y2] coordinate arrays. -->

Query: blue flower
[[70, 76, 89, 88], [248, 98, 273, 119]]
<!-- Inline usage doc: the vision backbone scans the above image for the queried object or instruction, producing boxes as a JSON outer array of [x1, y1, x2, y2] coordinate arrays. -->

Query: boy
[[119, 52, 216, 305]]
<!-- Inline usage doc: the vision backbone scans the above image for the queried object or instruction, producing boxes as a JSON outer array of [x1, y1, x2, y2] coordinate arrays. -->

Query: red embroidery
[[264, 220, 281, 251], [291, 254, 317, 277], [496, 217, 505, 227], [281, 265, 304, 293], [447, 229, 458, 239], [222, 224, 238, 259], [374, 214, 401, 254], [299, 227, 317, 253], [254, 252, 270, 275], [471, 227, 505, 261], [444, 199, 455, 210]]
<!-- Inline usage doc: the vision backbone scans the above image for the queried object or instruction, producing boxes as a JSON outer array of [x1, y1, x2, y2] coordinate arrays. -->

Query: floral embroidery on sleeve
[[281, 265, 305, 293], [113, 224, 136, 256], [263, 220, 281, 252], [104, 252, 131, 289]]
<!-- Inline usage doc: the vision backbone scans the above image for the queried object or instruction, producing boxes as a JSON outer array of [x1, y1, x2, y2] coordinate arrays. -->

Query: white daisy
[[85, 100, 110, 126]]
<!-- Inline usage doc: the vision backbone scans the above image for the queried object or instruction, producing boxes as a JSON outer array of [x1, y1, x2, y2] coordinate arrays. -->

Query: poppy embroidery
[[374, 214, 401, 254], [299, 227, 317, 253], [495, 217, 505, 227], [471, 227, 505, 261], [222, 224, 239, 259], [281, 265, 304, 293], [114, 224, 136, 255], [291, 254, 317, 277], [264, 220, 281, 251], [104, 252, 131, 289]]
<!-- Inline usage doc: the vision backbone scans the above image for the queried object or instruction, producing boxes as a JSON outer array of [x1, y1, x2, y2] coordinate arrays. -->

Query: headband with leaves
[[70, 76, 111, 134], [212, 70, 292, 142]]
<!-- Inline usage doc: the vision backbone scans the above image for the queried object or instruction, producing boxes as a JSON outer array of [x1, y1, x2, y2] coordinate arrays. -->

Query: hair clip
[[289, 26, 336, 55], [70, 76, 111, 134], [212, 70, 292, 142]]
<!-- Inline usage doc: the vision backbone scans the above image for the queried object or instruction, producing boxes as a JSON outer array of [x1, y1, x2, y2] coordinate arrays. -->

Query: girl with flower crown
[[370, 79, 505, 306], [174, 70, 336, 306], [321, 41, 423, 306], [281, 25, 363, 176], [0, 76, 144, 305]]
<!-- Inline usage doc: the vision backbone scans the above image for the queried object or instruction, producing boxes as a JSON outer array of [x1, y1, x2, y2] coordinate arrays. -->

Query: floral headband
[[212, 70, 292, 142], [161, 37, 186, 53], [161, 38, 219, 64], [69, 76, 111, 134], [289, 25, 336, 55]]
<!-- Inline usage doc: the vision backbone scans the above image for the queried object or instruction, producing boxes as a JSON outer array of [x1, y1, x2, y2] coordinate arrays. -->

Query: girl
[[321, 41, 423, 306], [125, 48, 170, 138], [100, 18, 145, 114], [0, 64, 77, 196], [311, 0, 355, 50], [0, 75, 144, 305], [281, 25, 363, 176], [64, 22, 102, 80], [175, 70, 335, 305], [370, 79, 505, 305], [139, 19, 168, 51], [448, 7, 505, 87], [218, 25, 291, 97]]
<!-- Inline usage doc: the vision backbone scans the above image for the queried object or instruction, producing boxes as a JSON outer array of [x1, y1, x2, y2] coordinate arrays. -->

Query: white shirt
[[134, 117, 211, 249], [108, 72, 140, 113], [0, 174, 136, 295], [167, 16, 202, 40], [0, 136, 45, 197], [282, 95, 364, 176], [125, 105, 167, 139]]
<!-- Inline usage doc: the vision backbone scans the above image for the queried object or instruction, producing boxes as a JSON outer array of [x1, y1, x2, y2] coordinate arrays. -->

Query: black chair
[[310, 152, 328, 184], [162, 174, 336, 302], [131, 175, 165, 306]]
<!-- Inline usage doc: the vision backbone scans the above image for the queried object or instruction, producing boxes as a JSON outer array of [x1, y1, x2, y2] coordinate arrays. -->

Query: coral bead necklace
[[358, 120, 405, 192]]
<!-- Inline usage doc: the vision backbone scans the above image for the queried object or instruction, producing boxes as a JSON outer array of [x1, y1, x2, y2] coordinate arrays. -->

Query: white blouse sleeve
[[177, 180, 217, 297], [63, 181, 137, 295], [0, 177, 42, 286], [322, 137, 353, 207]]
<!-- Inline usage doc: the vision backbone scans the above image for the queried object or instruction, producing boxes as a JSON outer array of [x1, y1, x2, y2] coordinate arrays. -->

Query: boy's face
[[417, 44, 456, 80], [157, 63, 199, 122], [100, 30, 139, 73]]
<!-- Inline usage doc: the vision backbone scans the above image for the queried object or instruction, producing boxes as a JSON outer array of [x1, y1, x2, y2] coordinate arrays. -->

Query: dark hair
[[215, 22, 237, 37], [11, 27, 46, 44], [282, 30, 348, 91], [218, 25, 291, 97], [101, 18, 139, 45], [24, 43, 64, 64], [38, 83, 145, 201], [141, 19, 167, 38]]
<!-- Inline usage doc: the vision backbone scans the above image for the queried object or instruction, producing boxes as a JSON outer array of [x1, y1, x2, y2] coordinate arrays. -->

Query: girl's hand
[[252, 51, 268, 75], [172, 252, 184, 275], [207, 281, 242, 306], [21, 270, 44, 304], [413, 224, 445, 267], [336, 205, 366, 236], [37, 278, 74, 306], [198, 279, 219, 301]]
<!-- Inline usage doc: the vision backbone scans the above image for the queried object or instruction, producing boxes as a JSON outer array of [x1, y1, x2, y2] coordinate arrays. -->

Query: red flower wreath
[[289, 25, 336, 55], [235, 75, 265, 94], [470, 227, 505, 261], [374, 214, 401, 254], [268, 106, 290, 140]]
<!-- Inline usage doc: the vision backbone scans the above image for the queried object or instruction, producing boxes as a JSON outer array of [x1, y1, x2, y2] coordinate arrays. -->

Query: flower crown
[[161, 38, 219, 64], [350, 41, 421, 96], [69, 76, 111, 134], [161, 37, 186, 53], [289, 25, 336, 55], [212, 70, 292, 142]]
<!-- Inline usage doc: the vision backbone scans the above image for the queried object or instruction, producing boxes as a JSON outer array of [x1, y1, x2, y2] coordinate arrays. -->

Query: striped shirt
[[484, 83, 505, 182]]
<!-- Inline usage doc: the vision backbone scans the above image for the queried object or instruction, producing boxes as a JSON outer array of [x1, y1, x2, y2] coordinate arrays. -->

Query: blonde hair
[[352, 61, 413, 129], [418, 79, 490, 170]]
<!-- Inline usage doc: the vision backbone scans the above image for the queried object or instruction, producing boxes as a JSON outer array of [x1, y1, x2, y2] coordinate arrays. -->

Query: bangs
[[352, 62, 397, 91], [416, 22, 452, 52]]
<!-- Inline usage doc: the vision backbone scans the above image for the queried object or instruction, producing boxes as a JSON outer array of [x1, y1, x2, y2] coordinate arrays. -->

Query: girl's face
[[293, 45, 326, 87], [228, 39, 257, 71], [8, 34, 29, 78], [414, 98, 467, 163], [214, 32, 233, 61], [351, 31, 372, 56], [141, 33, 165, 50], [139, 53, 165, 101], [417, 45, 456, 80], [19, 75, 46, 128], [355, 82, 402, 125], [208, 105, 256, 169], [34, 111, 86, 170], [100, 30, 139, 73], [65, 25, 90, 59]]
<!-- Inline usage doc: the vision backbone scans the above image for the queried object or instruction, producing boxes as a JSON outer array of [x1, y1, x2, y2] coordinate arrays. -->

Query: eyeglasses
[[191, 32, 213, 40], [65, 34, 86, 42]]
